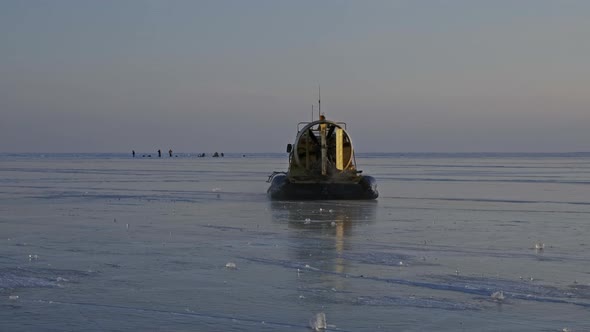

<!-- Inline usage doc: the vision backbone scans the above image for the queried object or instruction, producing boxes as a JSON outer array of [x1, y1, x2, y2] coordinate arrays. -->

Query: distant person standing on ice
[[158, 149, 161, 158], [169, 149, 173, 157], [132, 150, 135, 158]]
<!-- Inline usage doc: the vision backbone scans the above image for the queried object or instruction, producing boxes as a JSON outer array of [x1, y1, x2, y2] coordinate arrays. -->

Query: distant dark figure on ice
[[158, 149, 162, 158], [169, 149, 173, 157], [213, 152, 219, 157], [132, 150, 135, 158]]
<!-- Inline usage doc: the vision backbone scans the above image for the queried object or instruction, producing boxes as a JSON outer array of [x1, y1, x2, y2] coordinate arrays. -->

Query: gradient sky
[[1, 1, 589, 153]]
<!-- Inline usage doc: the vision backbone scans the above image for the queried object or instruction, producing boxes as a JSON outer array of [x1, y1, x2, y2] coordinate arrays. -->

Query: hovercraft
[[267, 116, 378, 200]]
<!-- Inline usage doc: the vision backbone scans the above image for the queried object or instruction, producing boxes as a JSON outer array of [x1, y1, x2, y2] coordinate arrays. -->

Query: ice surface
[[1, 153, 590, 331]]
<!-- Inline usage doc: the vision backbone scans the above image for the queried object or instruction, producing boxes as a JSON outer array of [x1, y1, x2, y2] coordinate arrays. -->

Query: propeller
[[307, 129, 320, 145], [326, 124, 336, 139]]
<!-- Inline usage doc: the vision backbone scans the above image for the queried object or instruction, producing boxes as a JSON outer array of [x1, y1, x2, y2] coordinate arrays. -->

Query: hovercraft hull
[[267, 174, 378, 200]]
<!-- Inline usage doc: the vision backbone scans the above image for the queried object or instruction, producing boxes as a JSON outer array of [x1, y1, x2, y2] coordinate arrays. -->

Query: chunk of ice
[[491, 290, 505, 302], [225, 262, 237, 270], [309, 312, 327, 331]]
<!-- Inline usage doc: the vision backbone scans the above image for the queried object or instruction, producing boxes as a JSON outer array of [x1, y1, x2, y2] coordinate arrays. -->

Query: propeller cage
[[290, 120, 356, 178]]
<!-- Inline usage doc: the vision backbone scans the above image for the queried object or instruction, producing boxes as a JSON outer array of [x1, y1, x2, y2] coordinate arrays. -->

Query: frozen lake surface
[[1, 153, 590, 331]]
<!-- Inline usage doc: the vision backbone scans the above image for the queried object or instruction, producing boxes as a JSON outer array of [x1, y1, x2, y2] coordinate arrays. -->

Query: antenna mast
[[318, 85, 321, 119]]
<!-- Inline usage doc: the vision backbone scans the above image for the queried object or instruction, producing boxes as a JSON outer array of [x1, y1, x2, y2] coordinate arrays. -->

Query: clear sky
[[1, 0, 589, 153]]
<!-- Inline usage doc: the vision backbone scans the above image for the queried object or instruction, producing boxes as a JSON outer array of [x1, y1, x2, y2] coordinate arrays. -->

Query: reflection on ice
[[270, 200, 377, 225], [270, 200, 377, 277]]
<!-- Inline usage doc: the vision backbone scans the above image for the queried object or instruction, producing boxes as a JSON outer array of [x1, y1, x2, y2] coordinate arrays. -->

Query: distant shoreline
[[2, 152, 590, 159]]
